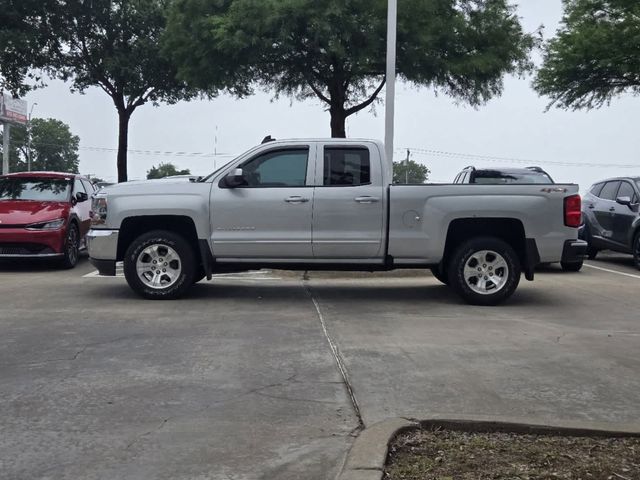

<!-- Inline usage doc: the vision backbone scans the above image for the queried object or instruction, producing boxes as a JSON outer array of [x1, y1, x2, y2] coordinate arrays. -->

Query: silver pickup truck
[[87, 138, 586, 305]]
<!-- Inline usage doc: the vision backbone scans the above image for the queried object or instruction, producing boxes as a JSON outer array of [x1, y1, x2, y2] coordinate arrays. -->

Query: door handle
[[587, 204, 595, 209], [609, 207, 616, 212], [284, 196, 309, 204], [354, 196, 380, 204]]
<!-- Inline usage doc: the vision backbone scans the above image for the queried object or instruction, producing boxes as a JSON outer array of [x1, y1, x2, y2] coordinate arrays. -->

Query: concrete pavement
[[1, 253, 639, 479]]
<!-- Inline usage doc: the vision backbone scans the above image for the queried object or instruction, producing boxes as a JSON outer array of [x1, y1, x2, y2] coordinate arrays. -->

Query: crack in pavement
[[302, 280, 365, 432], [125, 417, 171, 450]]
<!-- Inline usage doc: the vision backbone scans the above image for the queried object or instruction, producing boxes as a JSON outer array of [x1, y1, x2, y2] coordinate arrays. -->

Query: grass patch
[[385, 427, 640, 480]]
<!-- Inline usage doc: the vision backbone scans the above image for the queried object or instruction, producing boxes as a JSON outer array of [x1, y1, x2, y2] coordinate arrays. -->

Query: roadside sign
[[0, 93, 28, 125]]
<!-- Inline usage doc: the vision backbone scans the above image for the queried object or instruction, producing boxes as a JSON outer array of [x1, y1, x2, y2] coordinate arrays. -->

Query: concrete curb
[[337, 415, 640, 480], [338, 418, 417, 480]]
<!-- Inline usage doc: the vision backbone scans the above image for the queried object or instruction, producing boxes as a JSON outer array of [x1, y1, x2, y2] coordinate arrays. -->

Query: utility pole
[[2, 124, 9, 175], [405, 149, 410, 184], [27, 103, 37, 172], [384, 0, 397, 166]]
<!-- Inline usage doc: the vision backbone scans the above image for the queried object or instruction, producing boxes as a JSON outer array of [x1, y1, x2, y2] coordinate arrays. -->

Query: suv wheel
[[60, 223, 80, 269], [124, 230, 196, 299], [448, 237, 521, 306], [561, 260, 583, 272], [633, 233, 640, 271]]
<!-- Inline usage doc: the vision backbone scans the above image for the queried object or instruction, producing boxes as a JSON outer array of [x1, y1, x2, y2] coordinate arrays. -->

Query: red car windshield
[[0, 177, 72, 202]]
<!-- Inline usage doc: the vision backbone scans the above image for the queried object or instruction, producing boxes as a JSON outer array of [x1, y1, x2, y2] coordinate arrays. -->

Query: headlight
[[91, 196, 108, 226], [26, 218, 65, 230]]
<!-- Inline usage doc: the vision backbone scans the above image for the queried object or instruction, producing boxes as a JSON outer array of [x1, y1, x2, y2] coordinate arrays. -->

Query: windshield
[[0, 177, 72, 202], [472, 171, 553, 184]]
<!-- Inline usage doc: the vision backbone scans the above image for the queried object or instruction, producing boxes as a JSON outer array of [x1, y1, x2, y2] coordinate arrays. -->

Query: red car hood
[[0, 201, 69, 226]]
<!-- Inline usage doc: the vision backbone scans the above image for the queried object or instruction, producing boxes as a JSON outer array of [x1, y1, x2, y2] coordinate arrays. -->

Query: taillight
[[564, 194, 582, 228]]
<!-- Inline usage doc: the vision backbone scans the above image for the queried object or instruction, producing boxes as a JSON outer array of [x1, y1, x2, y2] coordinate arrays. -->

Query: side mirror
[[75, 191, 89, 203], [220, 168, 245, 188], [616, 196, 632, 207]]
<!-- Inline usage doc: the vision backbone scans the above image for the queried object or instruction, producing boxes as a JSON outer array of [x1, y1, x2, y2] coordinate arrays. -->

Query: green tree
[[1, 118, 80, 173], [165, 0, 537, 137], [1, 0, 209, 183], [393, 159, 430, 184], [0, 0, 59, 96], [534, 0, 640, 109], [147, 162, 191, 179]]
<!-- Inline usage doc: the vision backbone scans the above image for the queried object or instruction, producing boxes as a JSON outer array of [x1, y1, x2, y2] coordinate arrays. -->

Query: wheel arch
[[442, 218, 532, 277], [117, 215, 200, 262]]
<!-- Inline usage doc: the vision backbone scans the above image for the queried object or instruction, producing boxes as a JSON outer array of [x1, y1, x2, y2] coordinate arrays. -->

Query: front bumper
[[562, 239, 588, 264], [87, 228, 119, 276], [0, 227, 65, 258]]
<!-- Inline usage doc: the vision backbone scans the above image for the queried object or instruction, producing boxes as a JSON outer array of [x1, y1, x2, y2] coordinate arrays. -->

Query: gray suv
[[453, 166, 554, 184], [582, 177, 640, 269]]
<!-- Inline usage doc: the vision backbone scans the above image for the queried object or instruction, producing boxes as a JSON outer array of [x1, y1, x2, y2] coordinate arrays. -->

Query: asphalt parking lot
[[1, 254, 639, 479]]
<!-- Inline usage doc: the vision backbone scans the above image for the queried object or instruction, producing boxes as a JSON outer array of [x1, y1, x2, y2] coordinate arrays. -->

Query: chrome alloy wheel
[[463, 250, 509, 295], [136, 244, 182, 289]]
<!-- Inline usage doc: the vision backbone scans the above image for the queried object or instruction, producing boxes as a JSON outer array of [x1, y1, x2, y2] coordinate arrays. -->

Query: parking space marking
[[83, 264, 281, 281], [584, 263, 640, 280]]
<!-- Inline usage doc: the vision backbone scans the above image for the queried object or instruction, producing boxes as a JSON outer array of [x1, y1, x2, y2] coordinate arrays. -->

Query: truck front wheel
[[447, 237, 521, 306], [124, 230, 196, 300]]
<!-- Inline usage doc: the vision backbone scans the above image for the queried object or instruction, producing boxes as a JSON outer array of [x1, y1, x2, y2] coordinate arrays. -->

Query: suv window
[[590, 183, 605, 197], [324, 147, 370, 186], [617, 181, 637, 203], [241, 148, 309, 187], [471, 170, 552, 184], [81, 179, 95, 194], [599, 181, 621, 201]]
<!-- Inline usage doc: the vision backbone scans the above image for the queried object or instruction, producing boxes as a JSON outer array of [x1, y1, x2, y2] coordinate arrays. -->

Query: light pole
[[384, 0, 398, 166], [27, 103, 37, 172]]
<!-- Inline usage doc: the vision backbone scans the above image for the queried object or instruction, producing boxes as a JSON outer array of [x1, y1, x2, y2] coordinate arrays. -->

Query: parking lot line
[[584, 263, 640, 280]]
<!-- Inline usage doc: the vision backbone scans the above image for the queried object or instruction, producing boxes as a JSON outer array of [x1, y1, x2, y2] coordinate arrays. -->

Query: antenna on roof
[[261, 135, 275, 144]]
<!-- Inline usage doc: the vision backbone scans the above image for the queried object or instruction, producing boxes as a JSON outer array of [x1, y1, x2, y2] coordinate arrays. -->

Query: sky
[[15, 1, 640, 189]]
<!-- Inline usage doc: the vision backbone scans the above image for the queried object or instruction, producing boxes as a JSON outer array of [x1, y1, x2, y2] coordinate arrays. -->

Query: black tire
[[123, 230, 196, 300], [60, 223, 80, 269], [430, 266, 448, 285], [561, 260, 583, 272], [447, 237, 521, 306], [633, 233, 640, 271]]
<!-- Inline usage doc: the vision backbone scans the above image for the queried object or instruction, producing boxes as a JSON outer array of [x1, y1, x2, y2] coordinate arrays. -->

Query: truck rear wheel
[[124, 230, 196, 300], [447, 237, 521, 306]]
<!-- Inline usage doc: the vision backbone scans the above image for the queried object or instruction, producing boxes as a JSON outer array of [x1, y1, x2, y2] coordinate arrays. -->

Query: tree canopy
[[1, 118, 80, 173], [1, 0, 207, 182], [534, 0, 640, 110], [165, 0, 538, 137], [147, 162, 191, 179], [393, 158, 430, 184]]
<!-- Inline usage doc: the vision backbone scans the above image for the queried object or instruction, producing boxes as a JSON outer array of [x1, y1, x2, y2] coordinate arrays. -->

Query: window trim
[[321, 146, 372, 188], [617, 181, 638, 203], [590, 183, 605, 198], [234, 146, 312, 189]]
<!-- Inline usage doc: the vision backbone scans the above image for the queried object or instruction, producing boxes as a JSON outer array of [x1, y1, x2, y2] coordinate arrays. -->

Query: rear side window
[[617, 182, 638, 203], [323, 148, 370, 186], [599, 181, 621, 201], [589, 183, 605, 197]]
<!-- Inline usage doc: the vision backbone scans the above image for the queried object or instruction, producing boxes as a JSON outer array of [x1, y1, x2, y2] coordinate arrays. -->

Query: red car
[[0, 172, 96, 268]]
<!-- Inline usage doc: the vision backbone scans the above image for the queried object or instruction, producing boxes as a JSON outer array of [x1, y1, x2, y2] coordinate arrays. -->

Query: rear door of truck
[[311, 142, 385, 259]]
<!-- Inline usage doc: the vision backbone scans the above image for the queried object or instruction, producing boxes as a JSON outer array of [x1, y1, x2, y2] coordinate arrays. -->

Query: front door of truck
[[210, 146, 314, 259], [312, 145, 384, 259]]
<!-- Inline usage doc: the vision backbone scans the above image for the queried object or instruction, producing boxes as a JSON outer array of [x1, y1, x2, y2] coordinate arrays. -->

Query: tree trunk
[[330, 104, 347, 138], [117, 109, 131, 183]]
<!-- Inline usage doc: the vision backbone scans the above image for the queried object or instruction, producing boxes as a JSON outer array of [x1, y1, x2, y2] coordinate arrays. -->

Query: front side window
[[0, 177, 72, 202], [324, 148, 370, 186], [617, 182, 638, 203], [74, 178, 86, 194], [599, 181, 621, 201], [241, 149, 309, 187]]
